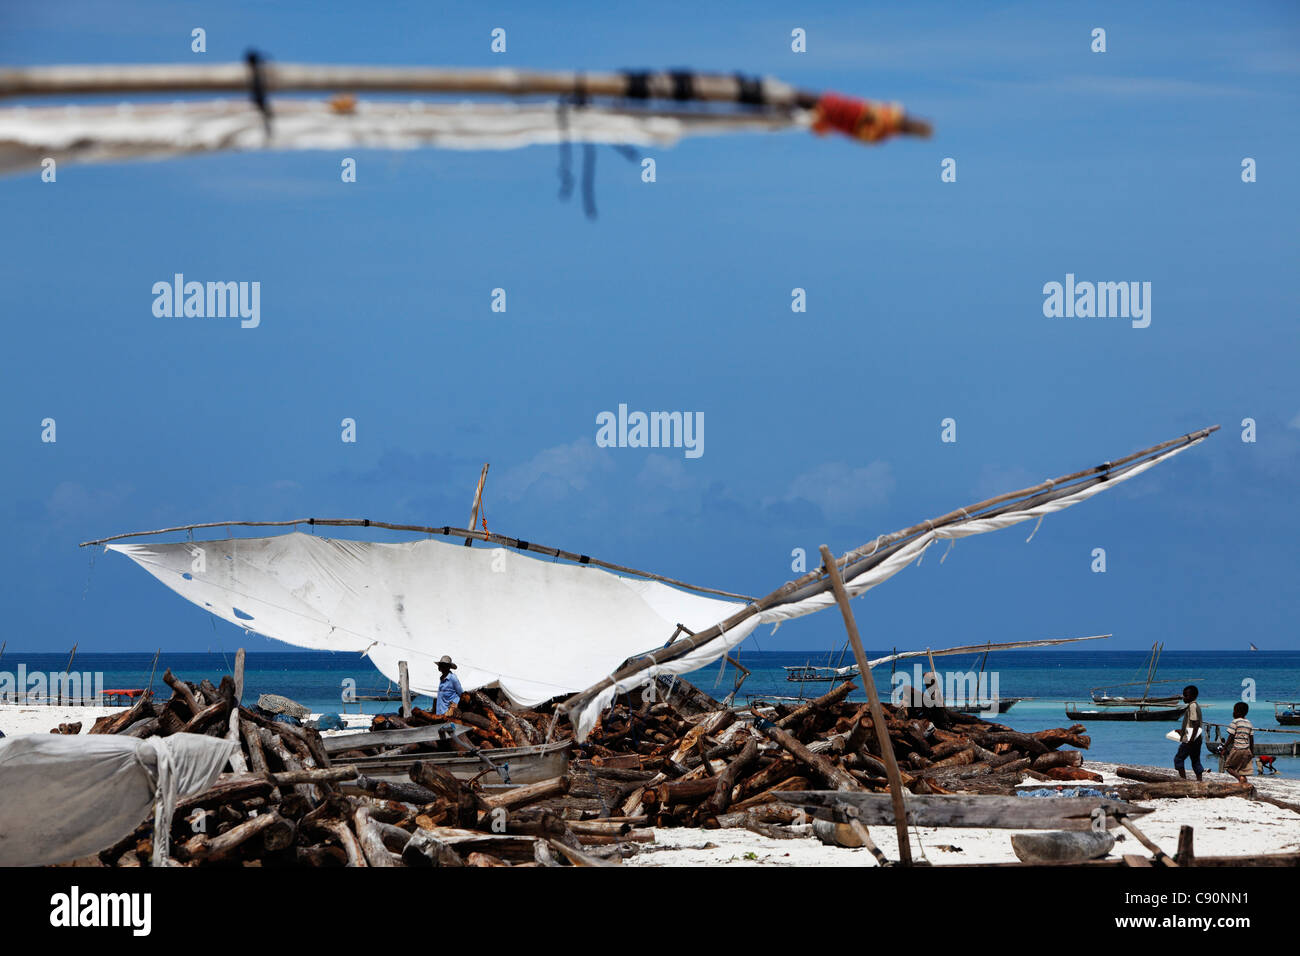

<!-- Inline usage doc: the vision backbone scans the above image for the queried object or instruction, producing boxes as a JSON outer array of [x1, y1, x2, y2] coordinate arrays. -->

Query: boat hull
[[954, 698, 1021, 714], [337, 738, 571, 786], [1065, 705, 1185, 722]]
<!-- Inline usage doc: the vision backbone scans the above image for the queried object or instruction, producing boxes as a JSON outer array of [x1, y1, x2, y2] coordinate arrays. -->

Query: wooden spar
[[466, 463, 489, 546], [0, 63, 932, 137], [1142, 642, 1158, 701], [818, 545, 912, 865], [559, 426, 1217, 721], [81, 518, 754, 603], [1116, 813, 1177, 866], [61, 644, 77, 704], [146, 648, 161, 694], [867, 635, 1108, 668]]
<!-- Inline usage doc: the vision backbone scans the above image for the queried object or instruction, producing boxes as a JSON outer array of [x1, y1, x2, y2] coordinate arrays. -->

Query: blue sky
[[1, 0, 1296, 657]]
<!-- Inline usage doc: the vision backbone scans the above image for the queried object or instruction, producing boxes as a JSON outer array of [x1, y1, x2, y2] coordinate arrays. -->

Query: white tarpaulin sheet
[[0, 733, 235, 866], [108, 533, 758, 709], [0, 99, 805, 175]]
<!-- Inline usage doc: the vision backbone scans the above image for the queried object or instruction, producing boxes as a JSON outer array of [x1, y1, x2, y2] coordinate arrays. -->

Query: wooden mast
[[818, 546, 911, 865]]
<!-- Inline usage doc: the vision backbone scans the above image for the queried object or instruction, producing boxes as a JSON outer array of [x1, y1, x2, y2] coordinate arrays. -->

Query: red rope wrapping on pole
[[811, 93, 905, 143]]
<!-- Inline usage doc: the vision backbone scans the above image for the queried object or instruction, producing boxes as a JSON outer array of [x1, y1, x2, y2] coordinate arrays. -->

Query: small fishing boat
[[950, 644, 1025, 715], [955, 697, 1024, 715], [321, 723, 572, 786], [1274, 702, 1300, 727], [1205, 722, 1300, 758], [1064, 703, 1186, 722], [784, 663, 855, 684], [1088, 642, 1199, 707]]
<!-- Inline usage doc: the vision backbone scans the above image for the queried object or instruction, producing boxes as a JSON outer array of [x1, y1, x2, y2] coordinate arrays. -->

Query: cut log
[[764, 724, 863, 792], [353, 806, 397, 867], [177, 810, 288, 864], [775, 681, 856, 728], [697, 738, 760, 820], [481, 775, 570, 812]]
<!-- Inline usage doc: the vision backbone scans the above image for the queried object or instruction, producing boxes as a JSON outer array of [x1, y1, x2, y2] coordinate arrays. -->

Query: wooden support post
[[399, 660, 412, 718], [465, 463, 489, 545], [1176, 825, 1195, 867], [925, 648, 942, 705], [817, 545, 912, 865], [233, 647, 245, 704], [1117, 814, 1178, 866]]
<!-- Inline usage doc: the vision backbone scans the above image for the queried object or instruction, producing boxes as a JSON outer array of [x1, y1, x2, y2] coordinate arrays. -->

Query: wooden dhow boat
[[1089, 641, 1198, 707], [1064, 702, 1186, 722], [83, 427, 1219, 740]]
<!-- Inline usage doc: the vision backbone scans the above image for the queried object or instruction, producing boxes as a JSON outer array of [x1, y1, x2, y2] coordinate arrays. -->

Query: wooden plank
[[777, 792, 1151, 830]]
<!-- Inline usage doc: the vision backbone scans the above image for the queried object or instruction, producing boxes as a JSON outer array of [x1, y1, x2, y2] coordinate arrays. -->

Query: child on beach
[[1174, 684, 1203, 782], [1223, 702, 1254, 783]]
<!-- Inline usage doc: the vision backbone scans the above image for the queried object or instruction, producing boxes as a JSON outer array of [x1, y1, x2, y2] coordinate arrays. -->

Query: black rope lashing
[[581, 142, 597, 219], [735, 72, 765, 106], [622, 70, 651, 100], [244, 49, 272, 137], [669, 70, 694, 101]]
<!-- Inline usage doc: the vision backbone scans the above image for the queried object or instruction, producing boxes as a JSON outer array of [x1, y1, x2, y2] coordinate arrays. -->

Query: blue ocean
[[3, 650, 1297, 776]]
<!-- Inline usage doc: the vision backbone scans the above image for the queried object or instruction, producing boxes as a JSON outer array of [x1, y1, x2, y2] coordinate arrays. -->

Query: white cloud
[[494, 438, 615, 504], [774, 461, 895, 517]]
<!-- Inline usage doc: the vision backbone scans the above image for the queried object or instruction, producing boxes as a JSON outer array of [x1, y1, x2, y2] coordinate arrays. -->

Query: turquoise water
[[3, 650, 1297, 776]]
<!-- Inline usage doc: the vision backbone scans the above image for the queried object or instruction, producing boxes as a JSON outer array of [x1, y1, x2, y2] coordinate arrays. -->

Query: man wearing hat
[[435, 655, 463, 717]]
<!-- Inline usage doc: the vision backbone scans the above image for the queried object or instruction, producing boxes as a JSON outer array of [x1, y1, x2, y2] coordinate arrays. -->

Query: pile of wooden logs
[[79, 671, 1112, 866], [568, 680, 1100, 836]]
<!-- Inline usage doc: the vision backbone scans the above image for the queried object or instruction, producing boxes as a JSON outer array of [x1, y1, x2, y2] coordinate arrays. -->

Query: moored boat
[[1274, 702, 1300, 727], [1064, 703, 1186, 722]]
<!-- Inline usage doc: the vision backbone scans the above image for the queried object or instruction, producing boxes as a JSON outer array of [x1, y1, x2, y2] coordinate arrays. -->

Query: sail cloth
[[0, 99, 806, 176], [562, 436, 1205, 737], [0, 733, 235, 866], [107, 533, 759, 708], [756, 436, 1204, 624]]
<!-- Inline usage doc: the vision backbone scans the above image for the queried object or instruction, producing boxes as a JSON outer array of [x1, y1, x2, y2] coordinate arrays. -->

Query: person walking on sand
[[1223, 701, 1255, 784], [434, 655, 463, 717], [1174, 684, 1204, 782]]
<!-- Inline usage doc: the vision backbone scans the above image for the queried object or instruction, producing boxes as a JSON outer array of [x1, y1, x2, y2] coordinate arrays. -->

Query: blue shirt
[[436, 671, 463, 715]]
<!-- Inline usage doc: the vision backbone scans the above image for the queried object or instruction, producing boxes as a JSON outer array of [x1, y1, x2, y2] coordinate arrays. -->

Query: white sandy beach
[[0, 703, 117, 736], [627, 761, 1300, 867]]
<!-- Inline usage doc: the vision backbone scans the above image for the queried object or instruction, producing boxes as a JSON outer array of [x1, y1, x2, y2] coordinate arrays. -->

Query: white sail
[[0, 99, 806, 176], [108, 532, 757, 708]]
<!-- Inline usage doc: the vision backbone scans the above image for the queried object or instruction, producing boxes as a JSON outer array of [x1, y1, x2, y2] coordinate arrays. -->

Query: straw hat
[[436, 656, 457, 670]]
